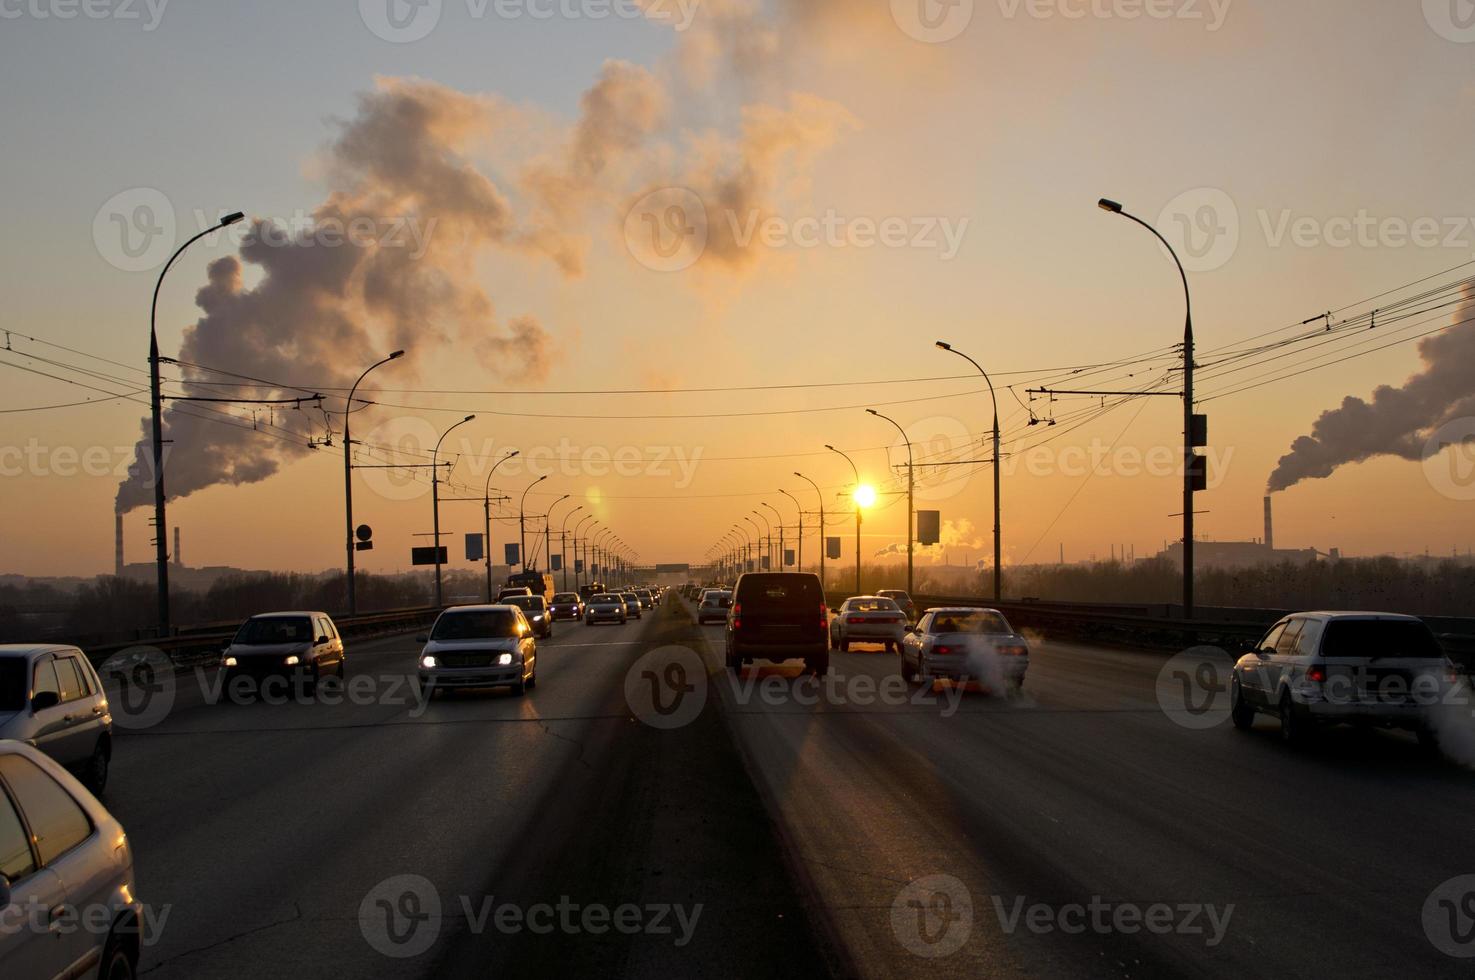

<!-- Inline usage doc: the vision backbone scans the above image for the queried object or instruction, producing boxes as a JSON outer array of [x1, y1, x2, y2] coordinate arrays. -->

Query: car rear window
[[735, 574, 822, 609], [1319, 619, 1443, 660], [930, 611, 1012, 635], [432, 610, 521, 640], [848, 599, 900, 613]]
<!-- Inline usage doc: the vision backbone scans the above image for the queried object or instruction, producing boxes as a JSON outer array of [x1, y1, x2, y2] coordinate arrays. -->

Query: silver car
[[417, 605, 538, 697], [830, 597, 908, 653], [0, 739, 141, 980], [1231, 611, 1460, 748], [899, 607, 1030, 694], [696, 590, 732, 625], [0, 645, 113, 793], [585, 594, 627, 626]]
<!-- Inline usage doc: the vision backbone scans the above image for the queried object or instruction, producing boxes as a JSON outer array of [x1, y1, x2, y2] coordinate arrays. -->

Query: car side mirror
[[0, 873, 10, 908], [31, 690, 60, 713], [317, 635, 331, 645], [416, 635, 429, 644], [1257, 647, 1275, 658]]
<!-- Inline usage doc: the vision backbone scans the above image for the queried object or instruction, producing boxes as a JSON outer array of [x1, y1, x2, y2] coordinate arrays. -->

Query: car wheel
[[336, 656, 347, 679], [100, 934, 137, 980], [306, 663, 320, 696], [1230, 678, 1255, 731], [84, 738, 110, 794], [527, 664, 538, 690], [840, 639, 850, 653], [1278, 692, 1307, 746], [901, 657, 916, 684], [510, 675, 527, 697]]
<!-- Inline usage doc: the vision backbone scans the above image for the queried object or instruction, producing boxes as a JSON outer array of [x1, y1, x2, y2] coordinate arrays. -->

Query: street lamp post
[[751, 510, 771, 571], [432, 415, 476, 607], [825, 446, 863, 594], [545, 494, 572, 582], [936, 342, 1002, 602], [574, 515, 596, 589], [743, 517, 762, 574], [519, 476, 547, 570], [778, 489, 802, 573], [343, 349, 406, 616], [761, 501, 784, 570], [482, 450, 520, 602], [149, 210, 245, 633], [1098, 197, 1197, 618], [867, 409, 914, 597], [794, 472, 824, 588]]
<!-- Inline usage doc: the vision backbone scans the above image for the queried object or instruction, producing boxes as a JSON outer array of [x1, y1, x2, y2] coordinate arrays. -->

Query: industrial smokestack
[[1263, 495, 1274, 552], [174, 527, 181, 568], [115, 513, 124, 578]]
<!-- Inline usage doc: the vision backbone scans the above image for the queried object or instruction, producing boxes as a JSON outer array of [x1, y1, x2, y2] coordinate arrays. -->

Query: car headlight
[[224, 656, 238, 667], [497, 653, 514, 666], [533, 614, 544, 622], [420, 655, 438, 669], [284, 655, 301, 666]]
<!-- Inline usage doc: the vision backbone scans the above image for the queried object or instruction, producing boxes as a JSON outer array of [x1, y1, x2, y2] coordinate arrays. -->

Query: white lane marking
[[549, 641, 644, 648]]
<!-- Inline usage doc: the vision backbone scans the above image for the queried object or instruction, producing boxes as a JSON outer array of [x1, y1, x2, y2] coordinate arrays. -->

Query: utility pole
[[825, 446, 863, 595], [482, 450, 519, 602], [519, 476, 547, 571], [432, 415, 476, 607], [778, 488, 802, 573], [935, 342, 1001, 602], [762, 501, 784, 572], [344, 350, 406, 615]]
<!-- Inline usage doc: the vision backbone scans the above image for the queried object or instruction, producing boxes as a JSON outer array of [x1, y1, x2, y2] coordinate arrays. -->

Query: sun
[[853, 484, 877, 508]]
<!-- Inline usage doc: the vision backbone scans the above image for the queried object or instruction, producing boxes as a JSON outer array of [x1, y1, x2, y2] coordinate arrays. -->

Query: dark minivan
[[724, 573, 829, 675]]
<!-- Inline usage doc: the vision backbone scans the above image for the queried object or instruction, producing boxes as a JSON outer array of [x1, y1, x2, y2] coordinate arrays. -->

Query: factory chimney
[[1263, 495, 1274, 552], [115, 513, 124, 578], [174, 527, 182, 568]]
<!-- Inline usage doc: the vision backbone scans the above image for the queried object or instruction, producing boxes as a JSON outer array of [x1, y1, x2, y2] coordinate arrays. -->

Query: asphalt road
[[95, 594, 1475, 977], [101, 598, 827, 979], [686, 603, 1475, 978]]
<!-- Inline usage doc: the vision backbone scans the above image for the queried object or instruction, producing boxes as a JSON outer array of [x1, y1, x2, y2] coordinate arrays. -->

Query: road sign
[[575, 559, 584, 573], [411, 547, 447, 566], [355, 524, 373, 542], [504, 543, 520, 565], [917, 510, 941, 546], [551, 554, 562, 571], [784, 549, 795, 567], [465, 533, 484, 562], [826, 536, 841, 559]]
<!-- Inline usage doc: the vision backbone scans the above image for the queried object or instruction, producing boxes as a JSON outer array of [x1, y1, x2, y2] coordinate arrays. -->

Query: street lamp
[[936, 341, 1002, 602], [149, 209, 245, 634], [1098, 197, 1197, 617], [343, 349, 406, 616], [777, 489, 802, 573], [574, 514, 597, 588], [545, 494, 572, 581], [519, 476, 548, 570], [482, 450, 520, 601], [743, 516, 762, 573], [867, 409, 914, 596], [430, 410, 474, 605], [751, 509, 771, 571], [794, 472, 825, 589], [761, 501, 784, 570], [825, 445, 864, 594]]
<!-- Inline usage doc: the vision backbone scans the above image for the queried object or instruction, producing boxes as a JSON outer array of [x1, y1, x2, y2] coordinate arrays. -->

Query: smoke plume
[[1267, 285, 1475, 492]]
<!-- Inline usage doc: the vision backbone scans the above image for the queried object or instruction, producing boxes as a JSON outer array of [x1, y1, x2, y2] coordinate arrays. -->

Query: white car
[[696, 590, 732, 625], [830, 596, 908, 653], [899, 607, 1029, 694], [585, 594, 628, 626], [0, 740, 141, 980], [416, 605, 538, 697], [1230, 611, 1460, 748]]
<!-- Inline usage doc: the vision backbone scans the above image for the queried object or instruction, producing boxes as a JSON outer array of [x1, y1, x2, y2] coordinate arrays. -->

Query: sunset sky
[[2, 0, 1474, 578]]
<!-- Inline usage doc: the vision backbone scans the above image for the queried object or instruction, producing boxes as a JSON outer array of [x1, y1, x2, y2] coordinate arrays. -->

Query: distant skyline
[[3, 0, 1475, 577]]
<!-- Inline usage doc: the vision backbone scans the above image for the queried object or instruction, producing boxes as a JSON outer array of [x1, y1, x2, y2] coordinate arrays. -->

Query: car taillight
[[998, 644, 1028, 657], [1306, 665, 1327, 683], [933, 645, 956, 655], [820, 604, 829, 630], [732, 601, 742, 630]]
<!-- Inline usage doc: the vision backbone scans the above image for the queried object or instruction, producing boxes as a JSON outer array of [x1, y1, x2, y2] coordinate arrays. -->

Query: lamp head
[[463, 415, 476, 423], [389, 350, 406, 360], [221, 211, 246, 226], [866, 408, 879, 416], [824, 444, 836, 452], [1098, 198, 1124, 214]]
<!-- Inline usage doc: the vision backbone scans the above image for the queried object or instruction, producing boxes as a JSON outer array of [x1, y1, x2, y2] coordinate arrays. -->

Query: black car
[[549, 592, 584, 621], [724, 573, 829, 675]]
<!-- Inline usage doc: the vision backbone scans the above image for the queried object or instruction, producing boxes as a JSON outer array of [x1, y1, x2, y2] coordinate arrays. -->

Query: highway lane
[[99, 599, 825, 979], [684, 600, 1475, 978]]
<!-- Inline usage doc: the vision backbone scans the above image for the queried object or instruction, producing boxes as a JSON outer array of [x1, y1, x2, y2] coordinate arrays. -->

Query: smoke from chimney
[[1267, 284, 1475, 492]]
